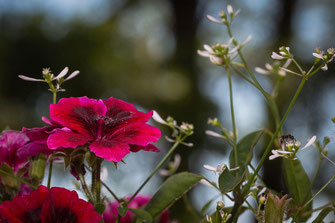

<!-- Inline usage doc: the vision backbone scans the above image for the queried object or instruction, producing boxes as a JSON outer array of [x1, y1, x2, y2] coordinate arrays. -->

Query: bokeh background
[[0, 0, 335, 222]]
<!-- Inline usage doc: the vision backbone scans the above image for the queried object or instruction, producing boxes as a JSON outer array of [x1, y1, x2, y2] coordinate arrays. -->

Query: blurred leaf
[[229, 130, 264, 177], [311, 207, 335, 223], [0, 163, 18, 188], [29, 154, 46, 180], [200, 198, 215, 215], [218, 168, 243, 193], [283, 159, 313, 222], [145, 172, 203, 218], [130, 208, 152, 223]]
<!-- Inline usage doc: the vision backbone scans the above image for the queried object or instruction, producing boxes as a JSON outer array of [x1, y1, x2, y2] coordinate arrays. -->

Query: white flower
[[312, 48, 335, 71], [227, 5, 240, 18], [205, 130, 225, 138], [255, 59, 292, 77], [152, 110, 168, 125], [271, 52, 285, 60], [19, 67, 79, 82], [269, 150, 294, 160], [203, 163, 225, 174], [299, 135, 316, 151], [206, 15, 223, 24]]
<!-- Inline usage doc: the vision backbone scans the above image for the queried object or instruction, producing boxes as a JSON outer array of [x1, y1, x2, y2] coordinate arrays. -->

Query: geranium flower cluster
[[0, 67, 163, 222]]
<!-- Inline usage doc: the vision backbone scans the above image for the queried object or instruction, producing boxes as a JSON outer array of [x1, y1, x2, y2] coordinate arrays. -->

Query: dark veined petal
[[50, 97, 107, 139], [0, 185, 48, 223], [129, 144, 161, 153], [47, 128, 90, 150], [40, 187, 101, 223], [108, 123, 161, 146]]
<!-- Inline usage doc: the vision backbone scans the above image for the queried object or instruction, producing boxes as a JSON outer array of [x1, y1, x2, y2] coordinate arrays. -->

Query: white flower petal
[[206, 15, 223, 24], [300, 136, 316, 151], [321, 64, 328, 71], [242, 35, 252, 45], [255, 67, 270, 75], [159, 169, 171, 176], [203, 164, 217, 172], [65, 71, 80, 81], [152, 110, 168, 125], [234, 9, 241, 17], [312, 53, 323, 59], [55, 67, 69, 80], [197, 50, 211, 57], [271, 52, 285, 60], [18, 75, 45, 82], [283, 59, 292, 68], [227, 5, 234, 14], [269, 154, 282, 160], [265, 63, 273, 70], [204, 44, 214, 53], [205, 130, 225, 138], [209, 56, 224, 65], [276, 150, 292, 154], [165, 136, 176, 143]]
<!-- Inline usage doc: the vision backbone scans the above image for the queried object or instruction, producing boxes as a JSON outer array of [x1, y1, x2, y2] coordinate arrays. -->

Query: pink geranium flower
[[103, 195, 170, 223], [0, 185, 101, 223], [47, 97, 161, 162], [0, 130, 30, 171]]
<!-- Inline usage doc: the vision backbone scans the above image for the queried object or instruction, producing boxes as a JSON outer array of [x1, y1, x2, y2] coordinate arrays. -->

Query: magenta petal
[[109, 123, 161, 146], [50, 97, 107, 138], [130, 144, 161, 153], [103, 97, 153, 123], [47, 129, 90, 149], [89, 140, 130, 162]]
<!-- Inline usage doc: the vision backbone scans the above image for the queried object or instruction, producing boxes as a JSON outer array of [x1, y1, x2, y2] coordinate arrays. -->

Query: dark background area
[[0, 0, 334, 221]]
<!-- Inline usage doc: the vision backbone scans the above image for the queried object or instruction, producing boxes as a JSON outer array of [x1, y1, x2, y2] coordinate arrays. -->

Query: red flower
[[103, 195, 170, 223], [47, 97, 161, 162], [0, 185, 101, 223]]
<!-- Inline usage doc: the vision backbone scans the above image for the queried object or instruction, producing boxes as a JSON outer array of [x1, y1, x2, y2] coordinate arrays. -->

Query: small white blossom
[[206, 15, 223, 24], [312, 48, 335, 71], [255, 59, 292, 76], [203, 163, 225, 174], [271, 52, 285, 60], [300, 135, 316, 151], [205, 130, 225, 138], [152, 110, 168, 125]]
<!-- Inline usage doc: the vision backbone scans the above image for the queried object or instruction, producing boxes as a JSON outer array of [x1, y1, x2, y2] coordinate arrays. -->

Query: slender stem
[[227, 78, 307, 223], [0, 169, 37, 189], [91, 163, 97, 202], [292, 174, 335, 222], [84, 164, 120, 202], [128, 140, 181, 204], [291, 58, 305, 75], [230, 65, 263, 93], [321, 153, 335, 166], [243, 78, 306, 197], [78, 172, 94, 203], [47, 92, 57, 189], [302, 202, 335, 215], [226, 67, 238, 167], [96, 159, 102, 204], [116, 215, 121, 223]]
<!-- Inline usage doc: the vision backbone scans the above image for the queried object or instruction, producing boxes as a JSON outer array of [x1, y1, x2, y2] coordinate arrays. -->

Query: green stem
[[96, 159, 102, 204], [243, 78, 306, 197], [292, 174, 335, 222], [0, 169, 37, 189], [228, 78, 307, 223], [92, 164, 97, 202], [291, 58, 305, 75], [78, 172, 94, 203], [128, 139, 181, 204], [84, 164, 120, 202], [226, 67, 238, 167], [116, 215, 121, 223], [47, 91, 57, 189]]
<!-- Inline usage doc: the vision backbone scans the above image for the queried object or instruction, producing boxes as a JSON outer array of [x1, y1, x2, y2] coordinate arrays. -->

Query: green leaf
[[229, 130, 264, 177], [29, 154, 46, 180], [312, 207, 335, 223], [130, 208, 152, 223], [0, 163, 18, 188], [200, 198, 215, 215], [264, 193, 285, 223], [218, 168, 243, 193], [145, 172, 203, 218], [283, 159, 313, 222]]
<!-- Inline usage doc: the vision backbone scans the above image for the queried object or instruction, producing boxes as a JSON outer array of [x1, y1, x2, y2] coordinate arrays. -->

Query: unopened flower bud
[[331, 116, 335, 123], [259, 195, 266, 205], [217, 201, 224, 208], [323, 137, 330, 146], [323, 149, 328, 156], [294, 141, 301, 148]]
